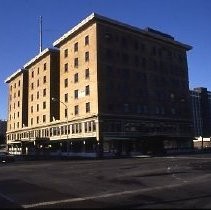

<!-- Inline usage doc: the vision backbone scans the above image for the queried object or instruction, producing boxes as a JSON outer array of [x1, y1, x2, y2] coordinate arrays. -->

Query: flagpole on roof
[[39, 16, 43, 53]]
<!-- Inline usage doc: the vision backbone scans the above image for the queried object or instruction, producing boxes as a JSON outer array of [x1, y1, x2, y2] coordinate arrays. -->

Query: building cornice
[[53, 12, 192, 50], [4, 68, 25, 84]]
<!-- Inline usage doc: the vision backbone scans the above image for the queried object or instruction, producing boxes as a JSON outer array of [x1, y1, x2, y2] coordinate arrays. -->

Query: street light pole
[[51, 97, 69, 155]]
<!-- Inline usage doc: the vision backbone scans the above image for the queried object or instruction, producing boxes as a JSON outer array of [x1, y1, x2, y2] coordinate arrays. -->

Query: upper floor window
[[74, 73, 78, 83], [74, 105, 79, 115], [44, 63, 47, 70], [32, 71, 34, 78], [43, 76, 46, 84], [18, 80, 20, 86], [74, 42, 78, 52], [37, 67, 40, 75], [43, 101, 46, 109], [64, 49, 68, 58], [43, 115, 46, 123], [64, 63, 68, 72], [85, 35, 89, 45], [74, 90, 78, 99], [85, 51, 89, 62], [74, 58, 79, 68], [86, 102, 90, 113], [85, 85, 90, 95], [64, 78, 68, 88], [85, 68, 89, 79], [43, 88, 46, 97], [64, 93, 68, 102]]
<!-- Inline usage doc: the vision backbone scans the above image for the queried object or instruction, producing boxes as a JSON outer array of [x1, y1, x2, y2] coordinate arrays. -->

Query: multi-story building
[[190, 87, 211, 138], [5, 13, 193, 156]]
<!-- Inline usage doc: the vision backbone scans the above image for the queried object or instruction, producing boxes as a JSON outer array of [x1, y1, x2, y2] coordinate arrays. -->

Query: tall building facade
[[190, 87, 211, 137], [5, 13, 193, 156]]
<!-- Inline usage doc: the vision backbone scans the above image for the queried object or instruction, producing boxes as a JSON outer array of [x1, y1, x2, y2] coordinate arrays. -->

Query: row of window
[[31, 63, 47, 78], [64, 35, 89, 58], [7, 120, 96, 141], [10, 80, 21, 92]]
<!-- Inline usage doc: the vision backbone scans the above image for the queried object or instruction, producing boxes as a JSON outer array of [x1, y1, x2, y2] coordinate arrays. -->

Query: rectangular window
[[64, 49, 68, 58], [74, 42, 78, 52], [43, 101, 46, 109], [32, 71, 34, 78], [74, 105, 79, 115], [85, 51, 89, 62], [44, 63, 47, 70], [37, 104, 39, 112], [31, 118, 33, 126], [43, 76, 46, 84], [85, 85, 90, 95], [18, 80, 20, 86], [18, 90, 20, 97], [85, 35, 89, 45], [74, 73, 78, 83], [37, 91, 39, 99], [37, 116, 39, 124], [37, 79, 39, 87], [37, 67, 39, 75], [86, 102, 90, 113], [43, 115, 46, 123], [74, 90, 78, 99], [64, 78, 68, 88], [85, 68, 89, 79], [43, 88, 46, 97], [31, 83, 34, 90], [31, 94, 33, 101], [65, 108, 68, 118], [64, 93, 68, 102], [74, 58, 78, 68], [64, 63, 68, 72]]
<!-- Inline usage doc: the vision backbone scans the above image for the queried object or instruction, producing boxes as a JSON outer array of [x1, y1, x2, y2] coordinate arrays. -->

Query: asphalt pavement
[[1, 154, 211, 208]]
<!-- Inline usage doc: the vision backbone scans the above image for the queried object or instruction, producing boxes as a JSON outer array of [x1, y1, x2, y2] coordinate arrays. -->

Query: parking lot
[[1, 154, 211, 208]]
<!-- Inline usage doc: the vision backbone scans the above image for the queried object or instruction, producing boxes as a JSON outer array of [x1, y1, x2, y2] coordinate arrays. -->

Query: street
[[1, 154, 211, 208]]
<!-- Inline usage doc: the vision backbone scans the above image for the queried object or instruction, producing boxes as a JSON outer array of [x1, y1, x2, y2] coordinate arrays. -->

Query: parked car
[[0, 152, 15, 163]]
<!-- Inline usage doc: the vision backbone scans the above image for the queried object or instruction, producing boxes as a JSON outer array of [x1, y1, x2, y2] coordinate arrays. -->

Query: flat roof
[[53, 12, 192, 50], [23, 48, 59, 69], [4, 68, 25, 84]]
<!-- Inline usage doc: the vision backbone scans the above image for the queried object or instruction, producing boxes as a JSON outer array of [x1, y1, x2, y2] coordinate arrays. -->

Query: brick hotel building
[[5, 13, 193, 156]]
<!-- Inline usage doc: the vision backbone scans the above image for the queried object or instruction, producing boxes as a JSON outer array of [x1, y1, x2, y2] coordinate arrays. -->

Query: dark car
[[0, 152, 15, 163]]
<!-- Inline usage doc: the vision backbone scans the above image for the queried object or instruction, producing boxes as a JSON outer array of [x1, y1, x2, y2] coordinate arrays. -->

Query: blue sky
[[0, 0, 211, 120]]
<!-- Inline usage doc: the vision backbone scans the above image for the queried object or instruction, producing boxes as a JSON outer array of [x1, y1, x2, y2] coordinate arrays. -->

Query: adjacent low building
[[5, 13, 193, 156]]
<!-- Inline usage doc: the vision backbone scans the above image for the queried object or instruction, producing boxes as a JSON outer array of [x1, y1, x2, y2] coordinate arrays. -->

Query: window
[[65, 93, 68, 102], [85, 85, 90, 95], [31, 94, 33, 101], [85, 51, 89, 62], [31, 83, 34, 90], [37, 91, 39, 99], [74, 58, 78, 68], [64, 63, 68, 72], [74, 90, 78, 99], [37, 104, 39, 112], [74, 73, 78, 83], [18, 80, 20, 86], [37, 67, 40, 75], [74, 105, 79, 115], [43, 76, 46, 84], [85, 68, 89, 79], [18, 101, 20, 107], [65, 108, 68, 118], [43, 115, 46, 123], [43, 101, 46, 109], [43, 88, 46, 97], [32, 71, 34, 78], [86, 102, 90, 113], [85, 35, 89, 45], [18, 90, 20, 97], [31, 106, 33, 113], [74, 42, 78, 52], [37, 116, 39, 124], [44, 63, 47, 70], [64, 78, 68, 88], [31, 118, 33, 126], [37, 79, 39, 87], [64, 49, 68, 58]]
